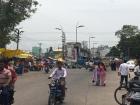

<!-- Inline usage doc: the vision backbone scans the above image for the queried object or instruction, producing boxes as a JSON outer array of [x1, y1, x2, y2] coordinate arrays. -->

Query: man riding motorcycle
[[0, 62, 12, 105], [48, 59, 67, 98]]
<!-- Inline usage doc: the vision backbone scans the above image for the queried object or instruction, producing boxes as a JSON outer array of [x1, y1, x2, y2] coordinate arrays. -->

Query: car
[[127, 60, 135, 71]]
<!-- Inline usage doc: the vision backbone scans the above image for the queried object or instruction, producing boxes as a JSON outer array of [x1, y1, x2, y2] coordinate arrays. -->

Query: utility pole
[[62, 31, 66, 60], [14, 28, 24, 50], [92, 43, 97, 58], [55, 26, 66, 60]]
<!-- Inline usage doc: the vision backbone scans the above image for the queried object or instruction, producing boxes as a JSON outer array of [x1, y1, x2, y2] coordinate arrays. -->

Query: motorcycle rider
[[0, 61, 12, 105], [48, 59, 67, 98]]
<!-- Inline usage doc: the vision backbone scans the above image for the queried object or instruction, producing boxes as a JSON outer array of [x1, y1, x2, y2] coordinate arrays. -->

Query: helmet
[[57, 58, 64, 62], [56, 58, 64, 65]]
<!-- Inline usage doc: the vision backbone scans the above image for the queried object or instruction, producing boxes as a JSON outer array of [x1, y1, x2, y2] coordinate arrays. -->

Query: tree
[[0, 0, 38, 48], [115, 25, 140, 59], [106, 46, 121, 57]]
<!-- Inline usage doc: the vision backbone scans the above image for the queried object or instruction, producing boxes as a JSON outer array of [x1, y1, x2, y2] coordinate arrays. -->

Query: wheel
[[114, 86, 128, 105], [48, 95, 56, 105]]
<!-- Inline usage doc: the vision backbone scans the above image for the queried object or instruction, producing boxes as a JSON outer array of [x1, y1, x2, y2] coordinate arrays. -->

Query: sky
[[8, 0, 140, 51]]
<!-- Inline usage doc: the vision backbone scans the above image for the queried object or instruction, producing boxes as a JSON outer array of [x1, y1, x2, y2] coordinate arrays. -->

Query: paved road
[[14, 69, 119, 105]]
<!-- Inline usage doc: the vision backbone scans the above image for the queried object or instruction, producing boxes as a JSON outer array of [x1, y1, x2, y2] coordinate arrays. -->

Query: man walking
[[118, 60, 129, 87]]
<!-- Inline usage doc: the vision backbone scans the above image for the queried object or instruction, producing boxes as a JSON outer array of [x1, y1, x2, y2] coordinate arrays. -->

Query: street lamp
[[55, 27, 66, 60], [92, 43, 97, 58], [89, 36, 95, 50], [76, 24, 84, 43]]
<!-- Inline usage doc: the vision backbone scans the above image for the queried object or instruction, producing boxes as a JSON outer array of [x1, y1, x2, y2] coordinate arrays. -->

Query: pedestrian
[[92, 64, 98, 85], [85, 61, 89, 70], [0, 61, 12, 105], [17, 60, 24, 75], [98, 62, 106, 86], [110, 61, 116, 71], [7, 61, 17, 104], [118, 60, 129, 88]]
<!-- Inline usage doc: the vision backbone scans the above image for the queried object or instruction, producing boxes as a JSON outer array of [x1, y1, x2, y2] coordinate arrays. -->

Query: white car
[[127, 60, 135, 71]]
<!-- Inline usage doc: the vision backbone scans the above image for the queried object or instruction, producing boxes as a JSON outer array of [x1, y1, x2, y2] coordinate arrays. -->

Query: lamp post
[[89, 36, 95, 50], [92, 43, 97, 58], [76, 24, 84, 43], [88, 36, 95, 59], [55, 27, 66, 60]]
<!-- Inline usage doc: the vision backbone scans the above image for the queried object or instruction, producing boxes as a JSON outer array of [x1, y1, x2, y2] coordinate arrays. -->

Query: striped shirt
[[0, 68, 11, 87]]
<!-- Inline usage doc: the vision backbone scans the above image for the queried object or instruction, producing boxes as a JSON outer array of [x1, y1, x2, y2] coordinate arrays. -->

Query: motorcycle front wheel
[[48, 95, 56, 105], [114, 86, 128, 105]]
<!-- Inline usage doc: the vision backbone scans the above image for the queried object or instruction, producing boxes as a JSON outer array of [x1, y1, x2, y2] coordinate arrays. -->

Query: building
[[65, 42, 81, 63], [32, 46, 41, 57], [65, 42, 90, 66], [91, 48, 99, 58], [97, 45, 111, 58], [53, 48, 63, 59]]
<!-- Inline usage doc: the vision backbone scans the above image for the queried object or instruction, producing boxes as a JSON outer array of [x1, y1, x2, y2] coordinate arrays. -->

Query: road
[[14, 68, 119, 105]]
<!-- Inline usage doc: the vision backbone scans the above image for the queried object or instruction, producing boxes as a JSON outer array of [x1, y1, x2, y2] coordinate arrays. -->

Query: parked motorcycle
[[125, 72, 140, 105], [114, 72, 140, 105]]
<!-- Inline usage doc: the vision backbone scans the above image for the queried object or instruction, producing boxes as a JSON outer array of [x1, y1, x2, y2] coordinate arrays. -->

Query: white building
[[97, 45, 111, 58]]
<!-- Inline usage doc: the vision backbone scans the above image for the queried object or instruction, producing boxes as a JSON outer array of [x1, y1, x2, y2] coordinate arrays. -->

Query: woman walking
[[92, 64, 98, 85], [98, 62, 106, 86]]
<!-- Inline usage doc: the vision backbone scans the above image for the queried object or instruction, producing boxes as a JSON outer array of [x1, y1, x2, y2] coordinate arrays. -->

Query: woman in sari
[[98, 62, 106, 86]]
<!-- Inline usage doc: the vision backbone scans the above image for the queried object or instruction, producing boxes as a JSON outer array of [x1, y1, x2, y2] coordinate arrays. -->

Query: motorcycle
[[48, 78, 65, 105], [125, 73, 140, 105], [114, 72, 140, 105]]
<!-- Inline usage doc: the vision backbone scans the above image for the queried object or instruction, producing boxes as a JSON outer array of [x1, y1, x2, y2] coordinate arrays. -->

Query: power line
[[23, 31, 115, 34]]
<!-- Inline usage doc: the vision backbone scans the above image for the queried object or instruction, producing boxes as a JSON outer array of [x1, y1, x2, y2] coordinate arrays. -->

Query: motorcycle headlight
[[51, 83, 55, 86]]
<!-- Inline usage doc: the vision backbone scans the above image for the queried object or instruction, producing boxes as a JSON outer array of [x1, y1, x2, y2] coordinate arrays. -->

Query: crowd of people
[[1, 56, 140, 104]]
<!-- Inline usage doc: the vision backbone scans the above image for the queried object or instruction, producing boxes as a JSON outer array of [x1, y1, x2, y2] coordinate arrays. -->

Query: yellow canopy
[[16, 53, 32, 58], [1, 50, 23, 58], [0, 48, 6, 54], [0, 48, 32, 58]]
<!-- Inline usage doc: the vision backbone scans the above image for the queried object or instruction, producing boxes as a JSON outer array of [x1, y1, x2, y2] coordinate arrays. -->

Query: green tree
[[106, 46, 121, 57], [115, 25, 140, 59], [0, 0, 38, 48]]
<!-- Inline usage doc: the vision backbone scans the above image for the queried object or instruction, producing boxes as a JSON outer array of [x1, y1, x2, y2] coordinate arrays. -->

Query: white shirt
[[119, 63, 129, 76], [89, 62, 93, 66], [134, 65, 140, 73], [85, 62, 89, 65], [50, 67, 67, 79]]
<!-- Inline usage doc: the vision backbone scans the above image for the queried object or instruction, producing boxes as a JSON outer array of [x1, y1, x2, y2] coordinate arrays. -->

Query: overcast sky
[[8, 0, 140, 51]]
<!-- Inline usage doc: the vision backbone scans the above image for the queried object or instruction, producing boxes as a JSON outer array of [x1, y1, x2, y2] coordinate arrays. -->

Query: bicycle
[[114, 84, 130, 105]]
